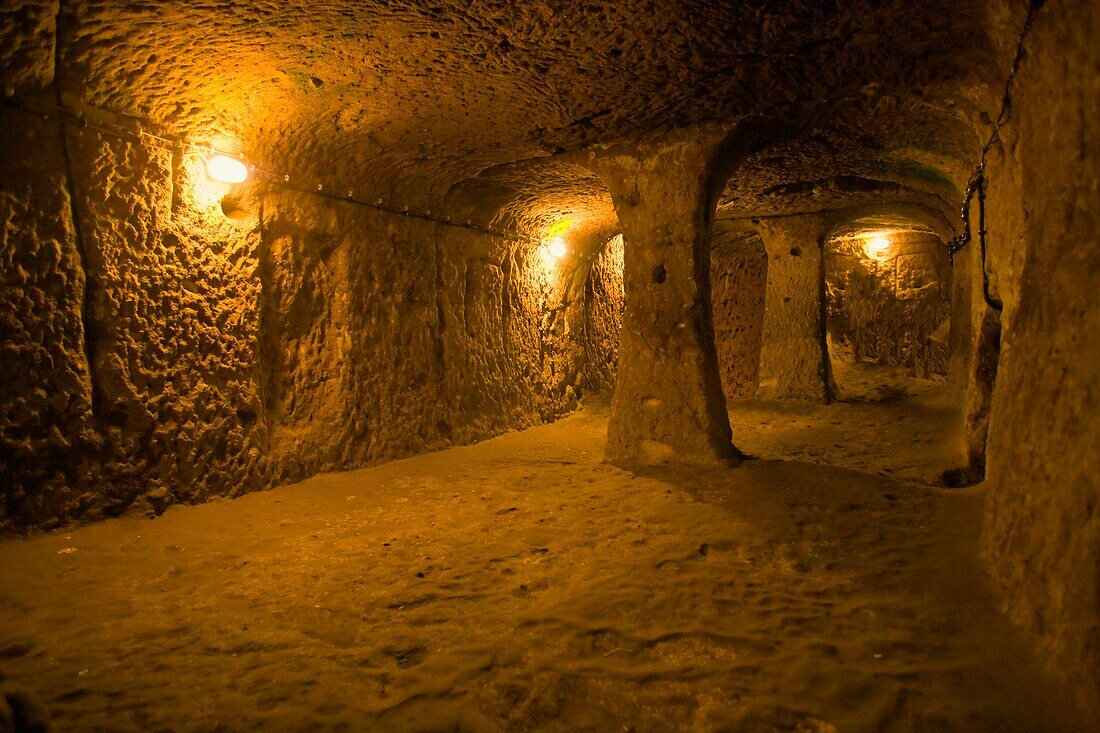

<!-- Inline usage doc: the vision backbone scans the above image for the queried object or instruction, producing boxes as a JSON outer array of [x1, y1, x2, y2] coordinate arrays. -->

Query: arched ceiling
[[39, 0, 1027, 233]]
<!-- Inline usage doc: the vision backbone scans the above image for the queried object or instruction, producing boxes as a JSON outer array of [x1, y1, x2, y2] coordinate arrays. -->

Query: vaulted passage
[[824, 216, 952, 402], [0, 1, 1096, 730]]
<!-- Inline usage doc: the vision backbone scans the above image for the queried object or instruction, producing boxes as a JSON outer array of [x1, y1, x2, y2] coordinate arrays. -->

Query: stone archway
[[822, 216, 953, 401]]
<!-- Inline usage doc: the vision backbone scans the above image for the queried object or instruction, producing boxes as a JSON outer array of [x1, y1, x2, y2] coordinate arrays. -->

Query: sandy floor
[[0, 384, 1091, 732], [735, 364, 964, 486]]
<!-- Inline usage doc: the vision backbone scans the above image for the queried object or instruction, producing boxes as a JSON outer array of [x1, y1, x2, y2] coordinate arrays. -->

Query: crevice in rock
[[255, 196, 276, 453], [966, 306, 1001, 481], [431, 223, 453, 441], [501, 246, 513, 355], [462, 261, 474, 337], [52, 0, 101, 424], [816, 235, 837, 404], [169, 141, 182, 216]]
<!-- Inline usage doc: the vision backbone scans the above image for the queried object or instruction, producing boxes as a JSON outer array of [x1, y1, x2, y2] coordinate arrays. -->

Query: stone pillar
[[755, 215, 833, 401], [585, 127, 739, 465]]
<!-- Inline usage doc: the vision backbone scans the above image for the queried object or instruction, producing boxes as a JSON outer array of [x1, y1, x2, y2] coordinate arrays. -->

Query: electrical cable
[[946, 0, 1046, 312], [0, 90, 538, 245]]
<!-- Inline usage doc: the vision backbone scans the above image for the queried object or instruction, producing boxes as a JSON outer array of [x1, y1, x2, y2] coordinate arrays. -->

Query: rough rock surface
[[0, 105, 95, 527], [1, 0, 1097, 716], [582, 234, 624, 393], [978, 0, 1099, 711], [23, 0, 1008, 201], [710, 228, 767, 399], [825, 231, 952, 385]]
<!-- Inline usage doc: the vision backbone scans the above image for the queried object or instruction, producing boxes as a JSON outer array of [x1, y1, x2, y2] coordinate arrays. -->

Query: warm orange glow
[[547, 237, 568, 259], [540, 236, 569, 268], [545, 218, 573, 238], [205, 155, 249, 184], [864, 234, 891, 258]]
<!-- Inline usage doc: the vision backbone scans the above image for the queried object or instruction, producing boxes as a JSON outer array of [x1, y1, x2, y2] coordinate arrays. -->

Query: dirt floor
[[0, 380, 1092, 732], [737, 363, 964, 486]]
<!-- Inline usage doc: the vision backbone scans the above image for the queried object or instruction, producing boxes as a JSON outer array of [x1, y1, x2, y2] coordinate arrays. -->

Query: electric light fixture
[[547, 237, 568, 259], [864, 234, 891, 257], [205, 154, 249, 184]]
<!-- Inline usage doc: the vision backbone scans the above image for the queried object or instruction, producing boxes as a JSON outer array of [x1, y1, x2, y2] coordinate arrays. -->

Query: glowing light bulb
[[539, 236, 569, 269], [864, 234, 891, 257], [547, 237, 568, 259], [205, 155, 249, 184]]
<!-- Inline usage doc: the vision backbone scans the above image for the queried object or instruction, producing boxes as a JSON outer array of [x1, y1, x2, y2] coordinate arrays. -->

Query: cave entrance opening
[[823, 218, 952, 403]]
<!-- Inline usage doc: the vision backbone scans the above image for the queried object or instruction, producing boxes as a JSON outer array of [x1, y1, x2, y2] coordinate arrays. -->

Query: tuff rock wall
[[436, 223, 581, 444], [824, 233, 952, 379], [0, 107, 590, 532], [1, 106, 264, 527], [978, 0, 1099, 711], [1, 92, 97, 526], [754, 215, 831, 401], [710, 227, 767, 400], [582, 234, 624, 393]]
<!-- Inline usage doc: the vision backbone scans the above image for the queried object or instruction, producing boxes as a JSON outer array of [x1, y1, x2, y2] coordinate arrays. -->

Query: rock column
[[755, 215, 833, 401], [586, 128, 739, 464]]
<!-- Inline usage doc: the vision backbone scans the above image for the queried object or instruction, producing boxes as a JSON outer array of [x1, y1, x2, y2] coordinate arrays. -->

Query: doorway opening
[[823, 218, 952, 402]]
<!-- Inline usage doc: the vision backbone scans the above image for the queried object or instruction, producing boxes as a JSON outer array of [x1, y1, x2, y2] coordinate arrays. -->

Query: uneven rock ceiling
[[42, 0, 1027, 237]]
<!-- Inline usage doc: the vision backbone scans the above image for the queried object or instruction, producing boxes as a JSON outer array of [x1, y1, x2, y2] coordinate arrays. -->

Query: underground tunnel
[[0, 0, 1097, 730]]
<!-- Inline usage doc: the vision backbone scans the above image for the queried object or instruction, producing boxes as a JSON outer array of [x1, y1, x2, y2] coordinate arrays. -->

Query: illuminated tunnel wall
[[0, 0, 1096, 712], [824, 226, 952, 381], [0, 117, 621, 529]]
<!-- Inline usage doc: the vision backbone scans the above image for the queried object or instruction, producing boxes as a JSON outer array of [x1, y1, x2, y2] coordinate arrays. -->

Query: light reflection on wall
[[538, 218, 574, 280], [863, 232, 892, 259], [189, 155, 236, 210], [540, 236, 568, 268]]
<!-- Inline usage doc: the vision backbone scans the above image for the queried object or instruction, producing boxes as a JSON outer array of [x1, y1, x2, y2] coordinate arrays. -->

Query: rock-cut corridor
[[1, 0, 1097, 730]]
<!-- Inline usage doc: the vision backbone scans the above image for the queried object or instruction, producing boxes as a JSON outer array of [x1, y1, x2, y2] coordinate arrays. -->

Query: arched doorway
[[823, 217, 952, 401]]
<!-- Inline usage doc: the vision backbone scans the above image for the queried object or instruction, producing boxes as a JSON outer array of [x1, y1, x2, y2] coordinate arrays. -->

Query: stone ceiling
[[14, 0, 1029, 234]]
